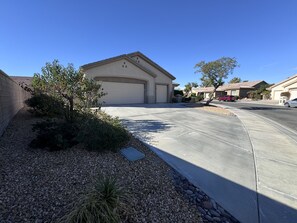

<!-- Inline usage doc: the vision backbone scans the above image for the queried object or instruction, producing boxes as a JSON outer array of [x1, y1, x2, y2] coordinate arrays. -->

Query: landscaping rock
[[172, 170, 240, 223], [0, 108, 203, 223]]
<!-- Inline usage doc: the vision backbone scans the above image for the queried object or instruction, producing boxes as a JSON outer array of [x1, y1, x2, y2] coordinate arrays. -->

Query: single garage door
[[290, 89, 297, 99], [101, 82, 144, 105], [156, 85, 168, 103]]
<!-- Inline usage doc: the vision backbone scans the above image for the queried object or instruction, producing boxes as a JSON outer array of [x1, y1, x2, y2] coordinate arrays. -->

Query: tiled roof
[[193, 80, 266, 92], [10, 76, 33, 87]]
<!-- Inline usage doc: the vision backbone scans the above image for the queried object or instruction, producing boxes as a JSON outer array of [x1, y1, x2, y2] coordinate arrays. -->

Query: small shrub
[[172, 97, 178, 103], [26, 93, 65, 117], [76, 112, 130, 152], [174, 89, 184, 96], [195, 94, 204, 101], [30, 120, 78, 151], [62, 177, 126, 223]]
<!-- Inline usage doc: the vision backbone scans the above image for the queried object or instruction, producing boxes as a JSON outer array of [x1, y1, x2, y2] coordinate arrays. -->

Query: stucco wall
[[130, 56, 173, 98], [0, 71, 30, 136], [271, 77, 297, 100]]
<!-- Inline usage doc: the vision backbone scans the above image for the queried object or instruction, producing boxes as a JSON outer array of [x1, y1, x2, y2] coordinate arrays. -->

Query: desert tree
[[195, 57, 239, 105], [229, 77, 241, 84], [32, 60, 105, 121]]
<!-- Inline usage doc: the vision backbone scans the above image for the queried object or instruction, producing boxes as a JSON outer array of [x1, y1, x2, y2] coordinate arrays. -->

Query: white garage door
[[101, 82, 144, 105], [290, 89, 297, 99], [273, 90, 282, 100], [156, 85, 167, 103]]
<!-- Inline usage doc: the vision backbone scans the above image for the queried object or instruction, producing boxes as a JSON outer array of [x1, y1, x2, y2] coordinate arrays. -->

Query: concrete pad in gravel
[[104, 104, 258, 223], [120, 147, 145, 161]]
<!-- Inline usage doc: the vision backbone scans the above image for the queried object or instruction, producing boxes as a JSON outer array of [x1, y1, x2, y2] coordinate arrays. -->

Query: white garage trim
[[156, 84, 168, 103], [289, 88, 297, 99], [94, 77, 147, 104]]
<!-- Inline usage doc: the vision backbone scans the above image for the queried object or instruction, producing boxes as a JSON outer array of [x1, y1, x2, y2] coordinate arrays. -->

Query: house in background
[[10, 76, 33, 88], [82, 52, 176, 105], [192, 80, 267, 99], [268, 74, 297, 101]]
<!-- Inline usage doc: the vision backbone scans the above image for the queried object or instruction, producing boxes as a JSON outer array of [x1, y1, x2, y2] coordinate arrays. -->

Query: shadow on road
[[240, 106, 290, 111]]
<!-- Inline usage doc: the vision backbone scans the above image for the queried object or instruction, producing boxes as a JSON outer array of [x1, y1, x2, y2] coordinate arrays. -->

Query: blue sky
[[1, 0, 297, 88]]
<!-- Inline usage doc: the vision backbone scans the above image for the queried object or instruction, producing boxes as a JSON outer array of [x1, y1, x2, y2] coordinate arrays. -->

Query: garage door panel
[[101, 82, 144, 104], [156, 85, 167, 103]]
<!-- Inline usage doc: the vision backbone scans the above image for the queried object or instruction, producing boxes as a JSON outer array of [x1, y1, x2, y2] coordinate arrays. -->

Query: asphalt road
[[212, 101, 297, 132]]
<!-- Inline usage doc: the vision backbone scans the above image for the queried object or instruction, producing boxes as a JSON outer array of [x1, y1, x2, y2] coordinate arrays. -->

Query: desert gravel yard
[[0, 108, 202, 223]]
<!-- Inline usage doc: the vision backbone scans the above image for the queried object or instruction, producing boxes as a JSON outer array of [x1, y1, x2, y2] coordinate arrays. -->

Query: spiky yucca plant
[[62, 177, 126, 223]]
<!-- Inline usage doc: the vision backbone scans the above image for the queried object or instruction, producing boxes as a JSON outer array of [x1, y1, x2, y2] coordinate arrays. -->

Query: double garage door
[[100, 82, 168, 105], [101, 82, 144, 105]]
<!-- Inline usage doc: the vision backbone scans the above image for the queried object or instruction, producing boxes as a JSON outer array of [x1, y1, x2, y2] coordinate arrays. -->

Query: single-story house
[[192, 80, 267, 99], [268, 74, 297, 101], [10, 76, 33, 88], [81, 52, 176, 105]]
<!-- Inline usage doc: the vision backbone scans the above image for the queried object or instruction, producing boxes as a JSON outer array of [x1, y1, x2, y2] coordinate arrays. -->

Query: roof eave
[[128, 51, 176, 80], [81, 55, 157, 78]]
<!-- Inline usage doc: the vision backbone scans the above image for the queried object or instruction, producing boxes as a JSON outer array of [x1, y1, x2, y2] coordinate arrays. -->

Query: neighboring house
[[81, 52, 176, 105], [192, 80, 267, 99], [268, 74, 297, 100], [10, 76, 33, 88]]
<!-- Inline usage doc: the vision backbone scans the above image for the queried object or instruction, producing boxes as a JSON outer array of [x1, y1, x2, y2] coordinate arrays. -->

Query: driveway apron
[[218, 105, 297, 223], [104, 104, 258, 223]]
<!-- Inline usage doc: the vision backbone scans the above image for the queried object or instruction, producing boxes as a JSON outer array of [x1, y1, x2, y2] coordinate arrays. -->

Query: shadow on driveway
[[121, 119, 172, 141], [147, 144, 297, 223]]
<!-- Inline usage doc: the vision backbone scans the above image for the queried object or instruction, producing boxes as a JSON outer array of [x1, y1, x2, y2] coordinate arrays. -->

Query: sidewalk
[[216, 104, 297, 223]]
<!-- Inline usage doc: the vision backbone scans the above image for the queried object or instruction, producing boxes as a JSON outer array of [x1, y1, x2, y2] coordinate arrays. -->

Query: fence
[[0, 70, 30, 136]]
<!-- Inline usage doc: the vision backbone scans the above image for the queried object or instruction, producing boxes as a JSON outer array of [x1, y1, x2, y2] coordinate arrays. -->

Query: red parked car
[[218, 95, 236, 102]]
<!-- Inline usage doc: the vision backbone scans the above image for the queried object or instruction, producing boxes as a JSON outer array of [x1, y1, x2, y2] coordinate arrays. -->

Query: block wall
[[0, 71, 30, 136]]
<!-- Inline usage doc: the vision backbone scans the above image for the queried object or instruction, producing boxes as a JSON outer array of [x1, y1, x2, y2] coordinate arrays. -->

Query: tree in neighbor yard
[[184, 82, 198, 95], [229, 77, 242, 83], [32, 60, 106, 122], [194, 57, 239, 105]]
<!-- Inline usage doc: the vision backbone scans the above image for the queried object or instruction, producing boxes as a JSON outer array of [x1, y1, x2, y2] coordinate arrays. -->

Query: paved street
[[212, 101, 297, 132], [104, 103, 297, 223]]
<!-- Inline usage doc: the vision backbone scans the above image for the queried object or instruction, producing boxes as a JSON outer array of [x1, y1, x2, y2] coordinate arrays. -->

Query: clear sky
[[1, 0, 297, 88]]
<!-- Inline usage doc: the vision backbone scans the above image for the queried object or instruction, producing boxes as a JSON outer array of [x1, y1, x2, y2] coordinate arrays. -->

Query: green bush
[[174, 89, 184, 96], [26, 93, 65, 117], [195, 94, 204, 101], [76, 112, 130, 152], [29, 120, 78, 151], [62, 177, 126, 223]]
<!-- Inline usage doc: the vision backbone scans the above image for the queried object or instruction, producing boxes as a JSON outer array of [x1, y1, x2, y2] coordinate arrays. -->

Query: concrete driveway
[[104, 103, 297, 223]]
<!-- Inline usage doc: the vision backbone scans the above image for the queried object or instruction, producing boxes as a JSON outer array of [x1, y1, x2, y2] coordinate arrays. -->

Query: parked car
[[284, 98, 297, 107], [218, 95, 236, 102]]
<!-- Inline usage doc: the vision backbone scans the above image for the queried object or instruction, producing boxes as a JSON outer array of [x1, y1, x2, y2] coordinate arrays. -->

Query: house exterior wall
[[130, 56, 173, 100], [271, 77, 297, 100], [239, 89, 252, 98], [0, 71, 30, 136], [83, 59, 156, 103]]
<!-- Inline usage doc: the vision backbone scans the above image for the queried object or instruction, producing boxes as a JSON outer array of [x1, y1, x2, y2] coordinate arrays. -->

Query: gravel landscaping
[[184, 103, 234, 116], [0, 108, 203, 223]]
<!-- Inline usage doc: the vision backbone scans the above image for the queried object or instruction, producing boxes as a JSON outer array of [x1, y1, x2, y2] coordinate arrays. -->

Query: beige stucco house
[[268, 74, 297, 101], [192, 80, 267, 99], [81, 52, 176, 105]]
